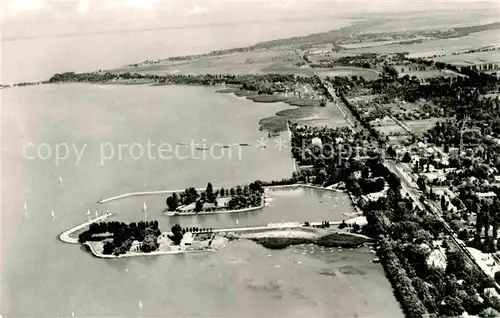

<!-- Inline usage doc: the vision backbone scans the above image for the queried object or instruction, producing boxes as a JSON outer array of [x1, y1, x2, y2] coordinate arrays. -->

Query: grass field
[[314, 67, 381, 80], [404, 118, 441, 134], [114, 49, 314, 76], [397, 67, 461, 79], [374, 123, 408, 135], [259, 103, 348, 132]]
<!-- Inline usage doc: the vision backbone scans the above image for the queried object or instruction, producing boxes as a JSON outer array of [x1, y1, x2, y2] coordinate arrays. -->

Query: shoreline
[[215, 88, 323, 107], [98, 183, 346, 203], [81, 224, 371, 258], [84, 241, 216, 258], [59, 212, 114, 244]]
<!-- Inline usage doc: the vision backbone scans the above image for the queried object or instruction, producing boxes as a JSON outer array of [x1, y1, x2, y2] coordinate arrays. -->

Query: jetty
[[97, 184, 346, 205], [211, 220, 369, 235], [97, 189, 205, 203], [59, 212, 114, 244]]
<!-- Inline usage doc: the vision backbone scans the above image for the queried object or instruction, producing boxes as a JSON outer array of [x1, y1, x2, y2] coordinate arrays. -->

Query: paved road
[[299, 51, 357, 130]]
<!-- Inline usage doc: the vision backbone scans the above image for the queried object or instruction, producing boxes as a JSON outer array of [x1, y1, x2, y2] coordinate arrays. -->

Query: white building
[[476, 192, 497, 199], [426, 249, 447, 270], [180, 232, 194, 247], [311, 137, 322, 148]]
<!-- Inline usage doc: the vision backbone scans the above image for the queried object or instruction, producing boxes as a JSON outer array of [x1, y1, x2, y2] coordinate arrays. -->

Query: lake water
[[1, 18, 354, 85], [1, 84, 403, 317]]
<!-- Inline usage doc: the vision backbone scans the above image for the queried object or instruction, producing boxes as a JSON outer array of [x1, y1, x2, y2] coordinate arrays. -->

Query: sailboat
[[142, 202, 147, 220], [95, 209, 99, 218], [59, 176, 63, 184], [236, 218, 239, 226], [24, 202, 27, 211], [138, 300, 143, 308], [71, 312, 75, 318], [51, 209, 55, 219]]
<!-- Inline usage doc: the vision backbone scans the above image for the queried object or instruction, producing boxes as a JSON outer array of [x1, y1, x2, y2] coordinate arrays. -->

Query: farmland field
[[113, 50, 315, 76], [348, 29, 500, 57], [307, 52, 358, 63], [430, 50, 500, 65], [340, 39, 421, 50], [365, 10, 500, 33]]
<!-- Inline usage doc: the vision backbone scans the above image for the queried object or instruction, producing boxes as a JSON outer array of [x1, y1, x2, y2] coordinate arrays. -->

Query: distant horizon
[[2, 0, 498, 41], [1, 1, 499, 84]]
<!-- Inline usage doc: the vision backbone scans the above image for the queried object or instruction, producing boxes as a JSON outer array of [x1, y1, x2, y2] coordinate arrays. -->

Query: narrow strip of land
[[59, 213, 114, 244]]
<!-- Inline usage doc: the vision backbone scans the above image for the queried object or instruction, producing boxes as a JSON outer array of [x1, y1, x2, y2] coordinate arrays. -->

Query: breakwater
[[59, 213, 114, 244], [97, 184, 345, 205]]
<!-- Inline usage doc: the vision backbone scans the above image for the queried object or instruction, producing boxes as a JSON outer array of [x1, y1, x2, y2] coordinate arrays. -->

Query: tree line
[[166, 181, 264, 212]]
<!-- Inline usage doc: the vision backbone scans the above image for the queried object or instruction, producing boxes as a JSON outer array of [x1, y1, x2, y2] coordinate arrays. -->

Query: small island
[[164, 181, 265, 216]]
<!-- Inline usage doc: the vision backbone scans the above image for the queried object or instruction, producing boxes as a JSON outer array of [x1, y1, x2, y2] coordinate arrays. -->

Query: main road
[[299, 51, 357, 130]]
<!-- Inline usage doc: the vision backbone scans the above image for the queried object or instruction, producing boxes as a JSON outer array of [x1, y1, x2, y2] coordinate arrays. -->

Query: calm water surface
[[1, 84, 403, 317]]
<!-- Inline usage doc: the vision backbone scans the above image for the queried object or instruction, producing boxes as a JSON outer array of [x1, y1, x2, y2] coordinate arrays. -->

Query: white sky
[[1, 0, 499, 40]]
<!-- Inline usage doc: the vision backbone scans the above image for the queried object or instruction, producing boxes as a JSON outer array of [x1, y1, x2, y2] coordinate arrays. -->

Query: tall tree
[[206, 182, 215, 203]]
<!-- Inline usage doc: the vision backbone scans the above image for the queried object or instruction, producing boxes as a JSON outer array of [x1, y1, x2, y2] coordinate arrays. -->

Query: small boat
[[222, 145, 232, 148], [177, 142, 190, 146], [138, 300, 143, 309], [51, 210, 55, 218], [95, 210, 99, 218], [196, 147, 209, 150], [239, 143, 250, 146], [260, 145, 267, 148], [59, 176, 63, 183], [143, 201, 147, 212], [372, 258, 380, 263], [86, 210, 91, 217], [24, 202, 27, 210]]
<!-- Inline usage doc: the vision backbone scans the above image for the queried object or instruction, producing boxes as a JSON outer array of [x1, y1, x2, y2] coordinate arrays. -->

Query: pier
[[59, 212, 114, 244], [97, 184, 346, 204], [97, 189, 205, 203]]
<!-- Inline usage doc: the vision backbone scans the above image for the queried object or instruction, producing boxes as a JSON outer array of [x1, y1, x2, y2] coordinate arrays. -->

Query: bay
[[1, 84, 403, 317]]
